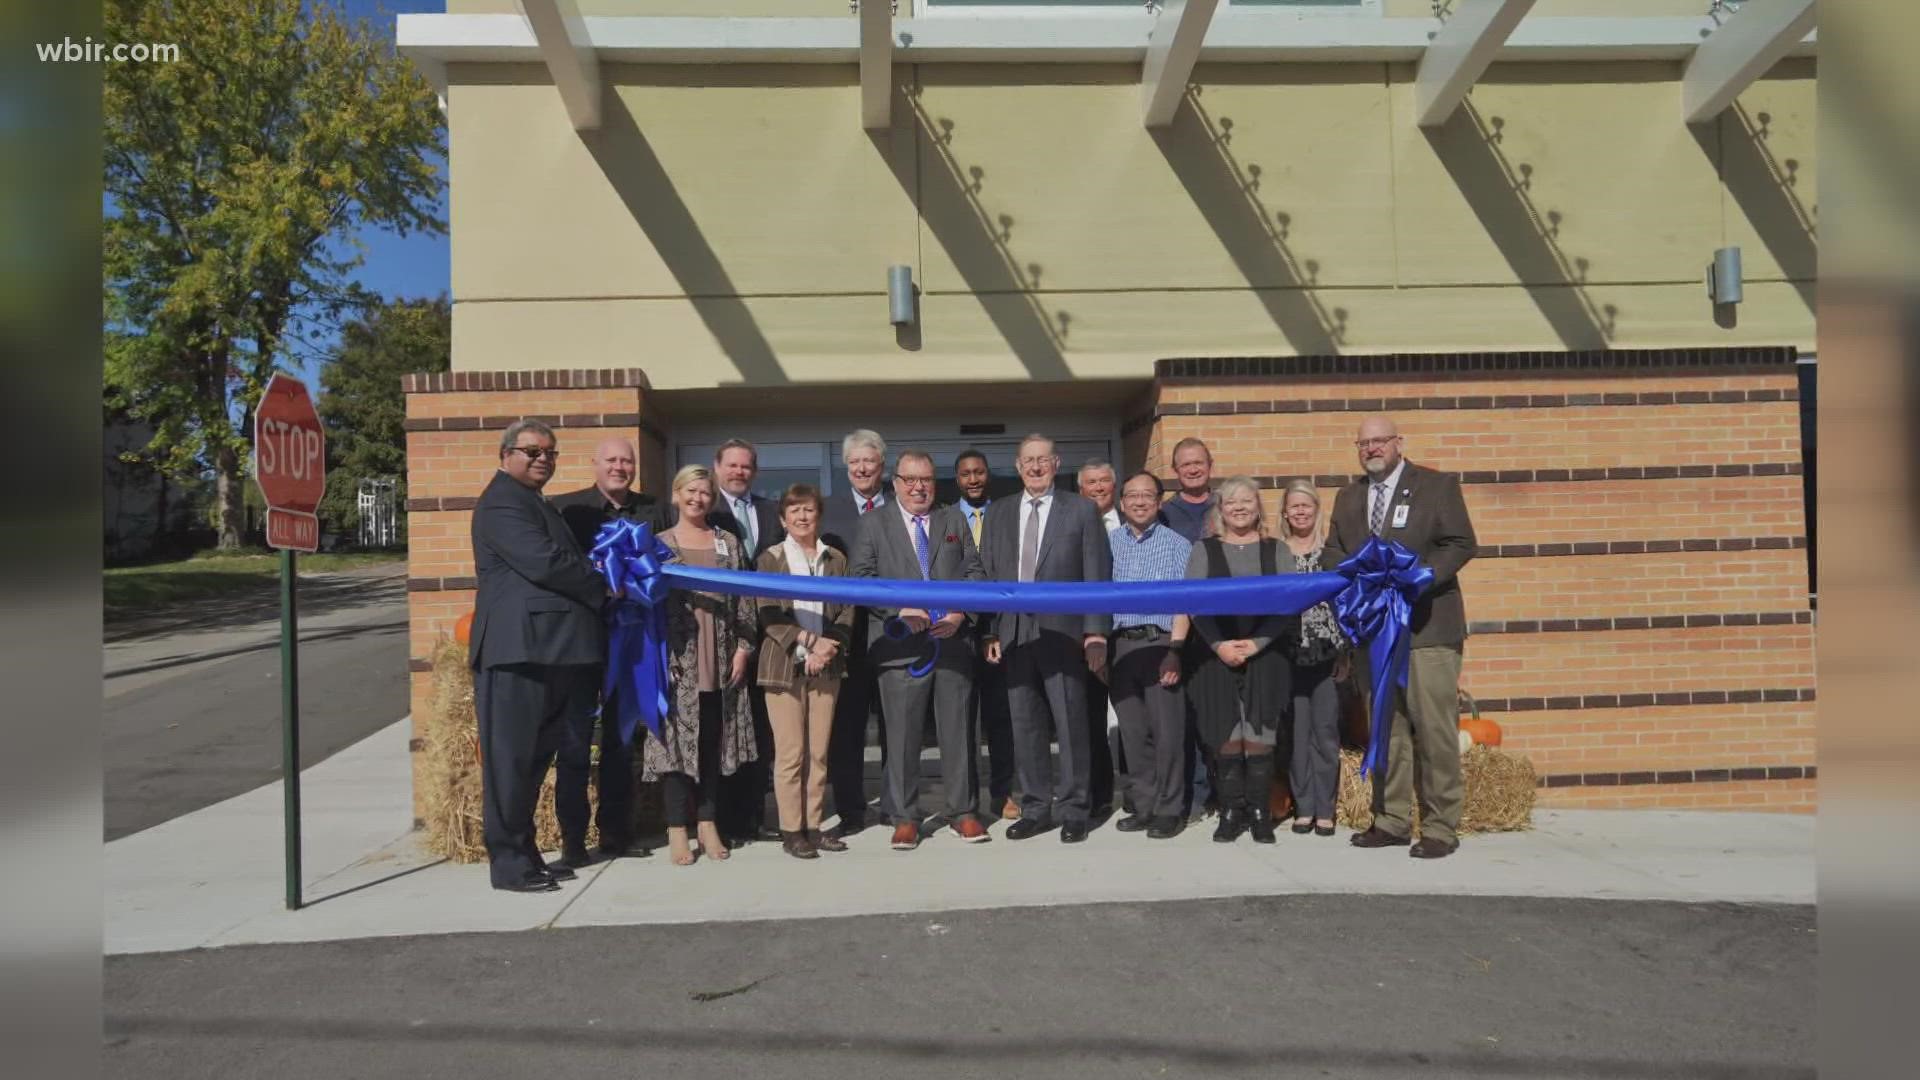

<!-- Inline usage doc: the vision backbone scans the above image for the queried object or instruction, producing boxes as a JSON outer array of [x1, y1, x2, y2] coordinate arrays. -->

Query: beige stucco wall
[[446, 57, 1815, 386]]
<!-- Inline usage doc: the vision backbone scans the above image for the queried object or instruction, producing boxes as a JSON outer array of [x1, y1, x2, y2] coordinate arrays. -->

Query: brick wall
[[401, 369, 668, 825], [1126, 348, 1815, 813]]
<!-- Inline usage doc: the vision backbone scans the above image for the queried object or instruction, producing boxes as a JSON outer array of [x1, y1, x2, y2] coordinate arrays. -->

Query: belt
[[1114, 625, 1166, 641]]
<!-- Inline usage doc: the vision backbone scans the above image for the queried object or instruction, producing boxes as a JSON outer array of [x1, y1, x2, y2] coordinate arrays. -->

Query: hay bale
[[423, 638, 606, 863], [1336, 744, 1536, 835]]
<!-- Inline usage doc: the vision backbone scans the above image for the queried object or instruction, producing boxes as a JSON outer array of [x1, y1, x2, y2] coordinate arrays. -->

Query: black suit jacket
[[469, 470, 608, 669], [1321, 459, 1478, 648], [978, 490, 1113, 644], [818, 487, 886, 563], [849, 503, 986, 664], [548, 485, 664, 555]]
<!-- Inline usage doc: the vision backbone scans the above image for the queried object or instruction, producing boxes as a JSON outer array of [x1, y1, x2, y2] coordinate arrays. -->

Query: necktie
[[1019, 497, 1042, 582], [969, 504, 983, 546], [861, 497, 874, 513], [913, 515, 932, 580], [736, 496, 756, 550], [1369, 482, 1389, 537]]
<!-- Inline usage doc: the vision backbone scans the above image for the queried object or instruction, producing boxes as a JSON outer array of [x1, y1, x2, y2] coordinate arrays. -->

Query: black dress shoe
[[1410, 837, 1459, 859], [1350, 826, 1412, 849], [1114, 813, 1152, 833], [827, 817, 867, 840], [538, 863, 577, 882], [1005, 818, 1053, 841], [558, 841, 593, 869], [1060, 822, 1088, 844], [1146, 816, 1185, 840], [494, 871, 560, 894], [1248, 811, 1277, 845], [597, 836, 650, 859]]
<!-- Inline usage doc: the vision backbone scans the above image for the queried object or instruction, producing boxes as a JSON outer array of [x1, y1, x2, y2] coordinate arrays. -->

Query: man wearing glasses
[[469, 420, 608, 892], [849, 449, 991, 850], [978, 434, 1114, 844], [1322, 415, 1479, 860]]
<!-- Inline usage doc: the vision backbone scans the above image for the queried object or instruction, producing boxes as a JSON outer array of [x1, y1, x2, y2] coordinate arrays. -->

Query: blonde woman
[[642, 464, 759, 865], [1279, 479, 1349, 837], [1183, 476, 1295, 844]]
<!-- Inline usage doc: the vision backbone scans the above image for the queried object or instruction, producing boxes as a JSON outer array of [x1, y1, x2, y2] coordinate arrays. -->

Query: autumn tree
[[104, 0, 443, 548]]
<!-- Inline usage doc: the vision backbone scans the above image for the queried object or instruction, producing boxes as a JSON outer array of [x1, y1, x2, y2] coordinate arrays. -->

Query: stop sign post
[[254, 373, 326, 910]]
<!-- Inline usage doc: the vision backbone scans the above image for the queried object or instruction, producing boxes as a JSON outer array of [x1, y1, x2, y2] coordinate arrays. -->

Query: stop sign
[[254, 374, 326, 552]]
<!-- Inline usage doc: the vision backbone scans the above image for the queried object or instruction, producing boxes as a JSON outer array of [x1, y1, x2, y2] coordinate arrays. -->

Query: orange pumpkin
[[1457, 689, 1503, 747], [453, 610, 474, 645], [1460, 717, 1503, 747]]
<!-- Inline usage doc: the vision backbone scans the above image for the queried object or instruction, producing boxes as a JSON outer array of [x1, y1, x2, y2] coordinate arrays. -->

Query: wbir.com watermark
[[36, 36, 181, 63]]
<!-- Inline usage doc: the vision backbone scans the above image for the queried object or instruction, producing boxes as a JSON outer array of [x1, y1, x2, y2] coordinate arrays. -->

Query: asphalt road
[[103, 569, 409, 841], [104, 895, 1813, 1080]]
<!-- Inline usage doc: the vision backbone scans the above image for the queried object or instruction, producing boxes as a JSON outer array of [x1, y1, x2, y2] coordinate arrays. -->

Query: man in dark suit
[[978, 433, 1113, 844], [951, 448, 1016, 820], [706, 438, 785, 846], [469, 419, 608, 892], [1076, 459, 1123, 817], [822, 429, 892, 837], [1323, 415, 1478, 859], [546, 437, 659, 866], [851, 449, 992, 851]]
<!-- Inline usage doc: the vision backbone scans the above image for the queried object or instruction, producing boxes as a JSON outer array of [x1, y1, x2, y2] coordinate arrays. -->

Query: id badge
[[1391, 504, 1411, 529]]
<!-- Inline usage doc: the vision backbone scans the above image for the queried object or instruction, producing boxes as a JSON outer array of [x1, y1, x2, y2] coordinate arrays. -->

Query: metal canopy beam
[[859, 1, 892, 130], [1414, 0, 1538, 128], [1682, 0, 1818, 124], [1142, 0, 1221, 128], [518, 0, 600, 130]]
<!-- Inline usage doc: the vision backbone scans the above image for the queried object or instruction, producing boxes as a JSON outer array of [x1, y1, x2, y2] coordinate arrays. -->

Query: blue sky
[[298, 0, 452, 380]]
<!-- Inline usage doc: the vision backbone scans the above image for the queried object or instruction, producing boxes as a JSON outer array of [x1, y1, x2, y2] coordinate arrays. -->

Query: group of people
[[467, 416, 1478, 894]]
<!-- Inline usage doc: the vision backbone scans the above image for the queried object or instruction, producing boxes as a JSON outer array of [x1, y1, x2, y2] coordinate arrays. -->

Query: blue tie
[[913, 515, 932, 580]]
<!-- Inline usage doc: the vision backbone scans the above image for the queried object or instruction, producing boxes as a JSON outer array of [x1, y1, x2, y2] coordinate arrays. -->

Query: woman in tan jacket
[[756, 484, 856, 859]]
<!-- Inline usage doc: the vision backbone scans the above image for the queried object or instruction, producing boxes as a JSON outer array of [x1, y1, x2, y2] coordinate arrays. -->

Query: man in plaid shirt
[[1106, 471, 1195, 839]]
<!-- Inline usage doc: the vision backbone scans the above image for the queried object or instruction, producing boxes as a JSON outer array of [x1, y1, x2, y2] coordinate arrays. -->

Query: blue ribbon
[[1329, 538, 1436, 778], [593, 519, 1425, 774]]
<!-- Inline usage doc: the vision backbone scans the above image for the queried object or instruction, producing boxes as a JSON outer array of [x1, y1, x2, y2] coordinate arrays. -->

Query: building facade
[[399, 1, 1817, 823]]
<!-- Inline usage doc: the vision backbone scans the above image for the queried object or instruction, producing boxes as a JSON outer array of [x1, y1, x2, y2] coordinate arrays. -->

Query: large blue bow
[[590, 518, 675, 742], [1330, 537, 1436, 778]]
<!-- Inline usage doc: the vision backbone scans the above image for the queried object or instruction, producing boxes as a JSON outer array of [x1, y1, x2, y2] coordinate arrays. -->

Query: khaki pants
[[765, 677, 839, 832], [1373, 645, 1465, 844]]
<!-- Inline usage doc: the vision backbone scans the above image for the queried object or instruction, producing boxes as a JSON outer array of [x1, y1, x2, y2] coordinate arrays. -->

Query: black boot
[[1245, 754, 1277, 844], [1211, 756, 1247, 843]]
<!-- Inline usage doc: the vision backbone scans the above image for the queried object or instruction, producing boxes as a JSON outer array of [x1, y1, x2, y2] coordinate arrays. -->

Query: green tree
[[317, 294, 450, 538], [103, 0, 443, 548]]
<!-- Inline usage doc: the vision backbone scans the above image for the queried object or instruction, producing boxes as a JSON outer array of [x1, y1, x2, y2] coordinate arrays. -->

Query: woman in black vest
[[1181, 476, 1295, 844]]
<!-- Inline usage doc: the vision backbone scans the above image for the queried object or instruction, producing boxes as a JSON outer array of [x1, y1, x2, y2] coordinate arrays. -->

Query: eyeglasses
[[1016, 456, 1056, 467], [508, 446, 559, 462], [896, 475, 936, 488], [1353, 436, 1400, 450]]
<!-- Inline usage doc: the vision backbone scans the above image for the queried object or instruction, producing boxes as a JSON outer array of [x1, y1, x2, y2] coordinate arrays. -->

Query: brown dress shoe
[[807, 829, 847, 853], [890, 822, 920, 851], [1410, 837, 1459, 859], [1349, 826, 1412, 848], [781, 830, 819, 860], [951, 816, 991, 844]]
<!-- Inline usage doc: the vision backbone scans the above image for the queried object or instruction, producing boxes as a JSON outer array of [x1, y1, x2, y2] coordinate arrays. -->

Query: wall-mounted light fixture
[[888, 265, 916, 327], [1708, 246, 1743, 306]]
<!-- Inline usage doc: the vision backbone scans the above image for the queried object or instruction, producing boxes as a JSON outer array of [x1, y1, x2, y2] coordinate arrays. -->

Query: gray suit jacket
[[978, 490, 1113, 645], [850, 503, 985, 667], [1322, 459, 1478, 648]]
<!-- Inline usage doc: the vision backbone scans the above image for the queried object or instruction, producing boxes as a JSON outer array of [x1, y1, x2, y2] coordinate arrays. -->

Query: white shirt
[[1370, 459, 1408, 529], [1016, 489, 1056, 577], [1100, 507, 1120, 534]]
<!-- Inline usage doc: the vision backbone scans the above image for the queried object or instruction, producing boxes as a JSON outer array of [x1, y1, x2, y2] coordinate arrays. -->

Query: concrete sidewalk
[[105, 718, 1815, 956]]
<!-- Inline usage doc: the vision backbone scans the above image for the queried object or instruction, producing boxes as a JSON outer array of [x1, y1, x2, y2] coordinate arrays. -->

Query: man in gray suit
[[850, 449, 992, 851], [979, 434, 1114, 844]]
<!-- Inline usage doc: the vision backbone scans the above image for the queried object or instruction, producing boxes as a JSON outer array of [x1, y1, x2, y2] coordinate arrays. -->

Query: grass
[[104, 548, 404, 614]]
